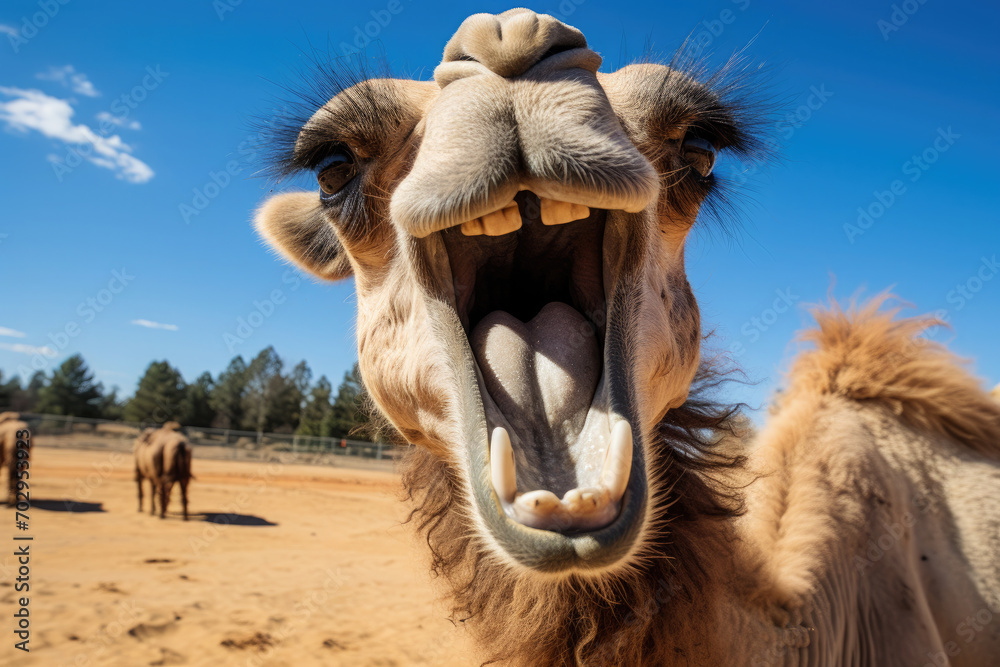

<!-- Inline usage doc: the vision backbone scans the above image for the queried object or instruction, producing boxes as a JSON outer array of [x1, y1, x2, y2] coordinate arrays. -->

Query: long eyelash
[[249, 49, 398, 183], [628, 37, 783, 239]]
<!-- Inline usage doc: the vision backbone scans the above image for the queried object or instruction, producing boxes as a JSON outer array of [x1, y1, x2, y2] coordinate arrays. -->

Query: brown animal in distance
[[133, 422, 193, 520], [0, 412, 29, 505]]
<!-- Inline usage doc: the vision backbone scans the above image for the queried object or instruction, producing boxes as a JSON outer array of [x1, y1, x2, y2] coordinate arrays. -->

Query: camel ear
[[255, 191, 353, 281]]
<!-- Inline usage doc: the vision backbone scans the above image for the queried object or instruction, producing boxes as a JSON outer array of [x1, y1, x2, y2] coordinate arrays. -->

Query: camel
[[254, 10, 1000, 665], [0, 412, 29, 505], [133, 422, 192, 520]]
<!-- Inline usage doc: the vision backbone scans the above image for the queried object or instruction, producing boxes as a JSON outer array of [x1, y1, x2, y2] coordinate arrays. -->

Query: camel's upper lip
[[434, 201, 649, 572]]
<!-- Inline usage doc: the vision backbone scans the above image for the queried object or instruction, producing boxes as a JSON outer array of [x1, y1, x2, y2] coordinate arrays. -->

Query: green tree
[[0, 371, 20, 408], [98, 386, 124, 420], [242, 347, 283, 433], [12, 371, 45, 412], [296, 375, 332, 436], [183, 372, 216, 427], [210, 356, 247, 429], [35, 354, 104, 417], [269, 360, 310, 432], [323, 363, 370, 439], [124, 361, 187, 423]]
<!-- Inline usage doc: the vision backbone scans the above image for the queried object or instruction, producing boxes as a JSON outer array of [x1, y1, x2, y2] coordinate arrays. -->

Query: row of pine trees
[[0, 347, 373, 440]]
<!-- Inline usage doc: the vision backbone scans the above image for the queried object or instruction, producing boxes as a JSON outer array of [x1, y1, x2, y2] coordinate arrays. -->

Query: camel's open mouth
[[441, 192, 644, 553]]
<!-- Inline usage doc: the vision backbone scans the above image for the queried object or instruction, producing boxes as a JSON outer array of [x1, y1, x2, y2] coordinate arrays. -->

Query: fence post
[[376, 442, 383, 459], [65, 415, 74, 434]]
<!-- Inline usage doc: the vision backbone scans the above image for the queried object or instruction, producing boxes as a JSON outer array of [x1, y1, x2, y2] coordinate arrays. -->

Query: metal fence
[[12, 412, 406, 466]]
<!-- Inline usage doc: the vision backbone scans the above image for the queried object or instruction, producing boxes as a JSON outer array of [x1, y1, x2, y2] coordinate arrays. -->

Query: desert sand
[[0, 445, 474, 666]]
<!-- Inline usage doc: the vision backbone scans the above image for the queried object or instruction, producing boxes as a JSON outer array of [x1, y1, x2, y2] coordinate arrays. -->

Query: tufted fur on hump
[[784, 293, 1000, 459]]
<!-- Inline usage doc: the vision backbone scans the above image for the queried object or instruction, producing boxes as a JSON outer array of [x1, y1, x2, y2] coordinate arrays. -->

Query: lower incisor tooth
[[515, 490, 561, 513], [541, 198, 591, 226]]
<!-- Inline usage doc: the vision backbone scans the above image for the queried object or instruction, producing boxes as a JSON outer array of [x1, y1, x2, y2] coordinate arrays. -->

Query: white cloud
[[131, 319, 179, 331], [0, 342, 56, 357], [36, 65, 100, 97], [96, 111, 140, 131], [0, 25, 17, 37], [0, 327, 26, 338], [0, 87, 154, 183]]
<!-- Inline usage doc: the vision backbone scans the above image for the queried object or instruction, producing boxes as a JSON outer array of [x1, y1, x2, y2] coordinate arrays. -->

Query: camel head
[[257, 9, 764, 577]]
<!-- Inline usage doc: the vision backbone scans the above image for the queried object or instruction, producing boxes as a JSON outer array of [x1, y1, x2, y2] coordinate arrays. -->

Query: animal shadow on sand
[[198, 512, 276, 526], [31, 499, 106, 513]]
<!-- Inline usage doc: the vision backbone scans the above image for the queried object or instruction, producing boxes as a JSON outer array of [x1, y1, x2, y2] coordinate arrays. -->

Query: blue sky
[[1, 0, 997, 418]]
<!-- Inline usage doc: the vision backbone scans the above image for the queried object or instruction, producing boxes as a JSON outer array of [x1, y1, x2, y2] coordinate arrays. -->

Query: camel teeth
[[461, 202, 520, 236], [495, 421, 631, 532], [540, 198, 590, 226], [514, 489, 562, 514], [481, 202, 521, 236], [461, 218, 485, 236], [600, 420, 633, 503], [563, 486, 609, 514], [490, 427, 517, 504]]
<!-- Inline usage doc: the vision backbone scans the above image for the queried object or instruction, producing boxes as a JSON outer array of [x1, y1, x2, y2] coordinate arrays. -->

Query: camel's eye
[[682, 135, 716, 178], [317, 150, 357, 197]]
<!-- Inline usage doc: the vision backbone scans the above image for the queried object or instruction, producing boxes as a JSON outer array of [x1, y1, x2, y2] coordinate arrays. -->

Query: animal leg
[[149, 479, 157, 516], [136, 473, 144, 512], [159, 479, 172, 519], [180, 479, 189, 521]]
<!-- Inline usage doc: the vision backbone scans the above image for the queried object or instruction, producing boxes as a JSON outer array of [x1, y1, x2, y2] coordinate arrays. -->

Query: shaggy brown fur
[[134, 422, 193, 520], [0, 412, 29, 505]]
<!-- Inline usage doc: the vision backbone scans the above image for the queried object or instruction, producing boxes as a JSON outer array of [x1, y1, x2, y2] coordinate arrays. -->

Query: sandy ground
[[0, 446, 475, 666]]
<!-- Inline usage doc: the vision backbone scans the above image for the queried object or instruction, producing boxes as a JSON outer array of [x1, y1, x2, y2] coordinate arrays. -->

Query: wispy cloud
[[0, 87, 154, 183], [36, 65, 100, 97], [131, 319, 179, 331], [0, 342, 56, 357], [96, 110, 140, 131], [0, 327, 26, 338], [0, 25, 17, 38]]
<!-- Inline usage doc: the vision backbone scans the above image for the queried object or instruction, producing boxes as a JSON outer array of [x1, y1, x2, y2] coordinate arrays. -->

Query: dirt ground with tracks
[[1, 446, 474, 666]]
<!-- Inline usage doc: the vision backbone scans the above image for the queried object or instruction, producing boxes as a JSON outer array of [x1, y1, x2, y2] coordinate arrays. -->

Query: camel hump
[[0, 412, 21, 424], [162, 421, 182, 431], [786, 293, 1000, 459]]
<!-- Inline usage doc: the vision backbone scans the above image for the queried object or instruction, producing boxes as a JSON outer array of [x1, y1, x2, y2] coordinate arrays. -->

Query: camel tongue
[[470, 302, 601, 453]]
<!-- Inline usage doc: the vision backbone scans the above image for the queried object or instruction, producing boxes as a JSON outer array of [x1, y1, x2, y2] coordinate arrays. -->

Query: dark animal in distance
[[134, 421, 193, 520]]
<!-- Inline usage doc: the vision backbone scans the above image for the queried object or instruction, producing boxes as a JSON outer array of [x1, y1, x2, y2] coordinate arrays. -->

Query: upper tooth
[[600, 420, 633, 502], [490, 427, 517, 503], [482, 202, 521, 235], [461, 218, 485, 236], [540, 198, 590, 226], [461, 202, 521, 236]]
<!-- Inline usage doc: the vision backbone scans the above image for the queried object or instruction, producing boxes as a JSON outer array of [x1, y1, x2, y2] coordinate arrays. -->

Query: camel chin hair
[[253, 9, 1000, 665]]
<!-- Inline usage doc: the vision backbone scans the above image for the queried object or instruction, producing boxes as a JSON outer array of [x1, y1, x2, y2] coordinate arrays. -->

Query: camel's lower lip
[[433, 205, 649, 572]]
